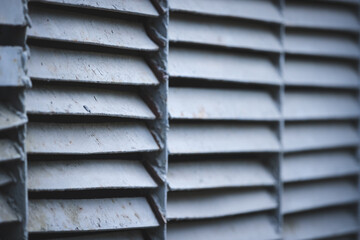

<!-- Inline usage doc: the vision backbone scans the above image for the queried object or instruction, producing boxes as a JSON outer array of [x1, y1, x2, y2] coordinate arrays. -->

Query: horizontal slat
[[0, 139, 20, 163], [169, 87, 279, 120], [26, 85, 155, 119], [0, 104, 26, 130], [0, 47, 27, 87], [167, 189, 276, 220], [169, 48, 280, 85], [284, 56, 358, 88], [0, 0, 26, 26], [28, 46, 159, 85], [283, 180, 358, 214], [168, 160, 275, 191], [28, 197, 159, 232], [167, 214, 279, 240], [30, 0, 159, 17], [28, 160, 157, 191], [0, 170, 12, 187], [284, 1, 359, 31], [283, 151, 358, 182], [169, 0, 282, 23], [284, 122, 358, 152], [0, 194, 18, 224], [169, 14, 281, 52], [284, 90, 359, 120], [28, 6, 158, 51], [26, 122, 159, 154], [283, 209, 358, 240], [285, 30, 359, 59], [168, 123, 280, 154]]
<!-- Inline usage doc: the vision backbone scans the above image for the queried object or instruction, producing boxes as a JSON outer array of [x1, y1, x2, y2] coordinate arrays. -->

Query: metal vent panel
[[0, 47, 27, 87], [28, 197, 159, 232], [28, 46, 159, 85], [0, 104, 26, 131], [28, 160, 157, 191], [0, 139, 20, 163], [0, 194, 18, 224], [0, 0, 26, 26]]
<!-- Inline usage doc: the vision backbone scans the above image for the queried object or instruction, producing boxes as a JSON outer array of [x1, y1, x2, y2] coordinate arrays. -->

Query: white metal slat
[[0, 139, 20, 163], [0, 47, 28, 87], [28, 6, 158, 51], [0, 103, 26, 131], [0, 194, 18, 224], [0, 0, 26, 26], [0, 169, 13, 187]]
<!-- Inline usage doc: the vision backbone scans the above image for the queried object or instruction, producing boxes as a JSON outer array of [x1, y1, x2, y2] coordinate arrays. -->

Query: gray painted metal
[[284, 90, 359, 120], [169, 14, 281, 52], [168, 159, 275, 190], [169, 48, 280, 85], [28, 6, 158, 51], [28, 46, 159, 85], [167, 214, 280, 240], [0, 0, 26, 26], [0, 194, 18, 224], [0, 139, 20, 162], [0, 47, 28, 87], [52, 230, 144, 240], [284, 1, 359, 32], [283, 151, 359, 182], [283, 180, 358, 214], [30, 0, 159, 17], [0, 103, 26, 131], [26, 122, 159, 154], [284, 122, 359, 152], [169, 0, 282, 23], [26, 85, 155, 119], [284, 57, 359, 88], [28, 160, 157, 191], [168, 123, 280, 154], [28, 197, 159, 232], [283, 209, 358, 240], [0, 169, 13, 187], [168, 87, 279, 120], [167, 189, 276, 220]]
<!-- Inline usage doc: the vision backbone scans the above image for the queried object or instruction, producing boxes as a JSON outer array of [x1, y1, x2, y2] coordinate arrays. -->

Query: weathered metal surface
[[283, 180, 358, 214], [28, 160, 157, 191], [0, 47, 27, 87], [26, 85, 155, 119], [167, 189, 276, 220], [52, 230, 144, 240], [284, 56, 359, 88], [0, 0, 26, 26], [28, 6, 158, 51], [169, 48, 280, 85], [0, 169, 12, 187], [168, 123, 280, 154], [26, 122, 159, 154], [0, 139, 20, 162], [284, 122, 359, 152], [0, 104, 26, 131], [28, 46, 159, 85], [28, 197, 159, 232], [169, 14, 281, 52], [30, 0, 159, 17], [285, 30, 359, 59], [283, 209, 358, 240], [168, 159, 275, 191], [284, 1, 359, 32], [169, 0, 282, 23], [0, 194, 18, 224], [167, 214, 279, 240], [284, 90, 359, 120], [283, 151, 358, 182], [168, 87, 279, 120]]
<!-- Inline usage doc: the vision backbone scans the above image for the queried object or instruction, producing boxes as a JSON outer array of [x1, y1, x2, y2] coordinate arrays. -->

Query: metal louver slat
[[28, 160, 157, 191], [28, 197, 159, 232], [167, 189, 276, 220], [169, 88, 279, 120], [283, 180, 358, 214], [169, 14, 281, 52], [0, 194, 18, 224], [283, 151, 358, 182], [25, 85, 155, 119], [0, 104, 26, 131], [30, 0, 159, 17], [168, 160, 275, 190], [167, 214, 279, 240], [169, 0, 282, 23], [0, 47, 27, 87], [28, 46, 159, 85], [0, 139, 20, 162], [28, 6, 158, 51], [0, 0, 26, 26], [168, 123, 280, 154], [169, 48, 281, 85], [0, 170, 12, 187]]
